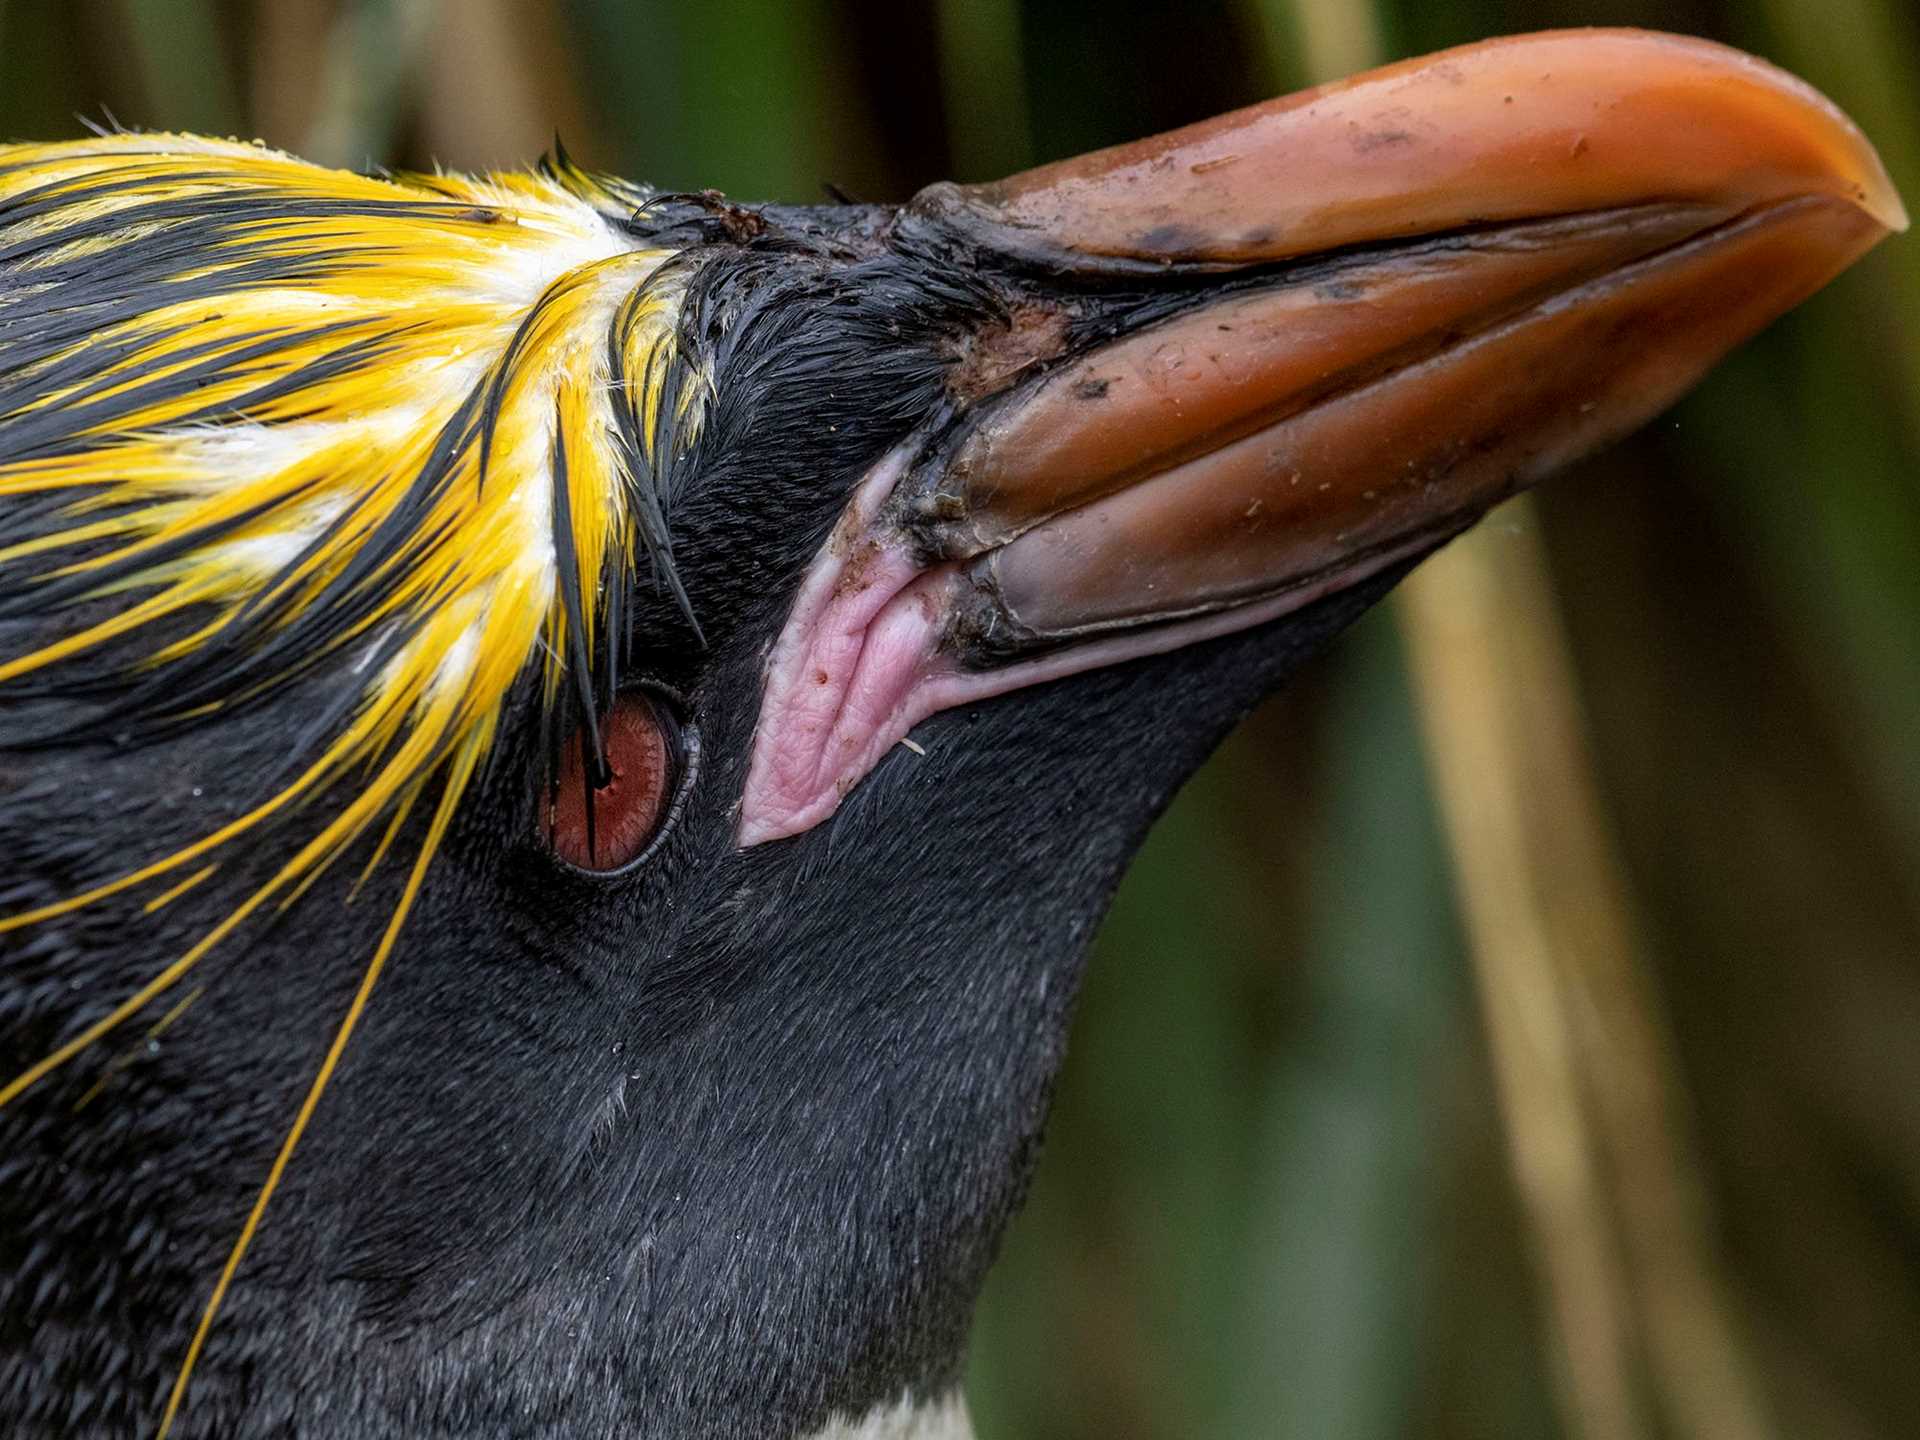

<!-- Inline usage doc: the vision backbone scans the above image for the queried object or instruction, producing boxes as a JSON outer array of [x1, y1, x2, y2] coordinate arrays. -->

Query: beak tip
[[1872, 181, 1910, 235], [1824, 129, 1907, 235]]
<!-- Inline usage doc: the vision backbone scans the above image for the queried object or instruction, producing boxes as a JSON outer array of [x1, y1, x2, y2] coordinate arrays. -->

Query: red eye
[[542, 692, 687, 873]]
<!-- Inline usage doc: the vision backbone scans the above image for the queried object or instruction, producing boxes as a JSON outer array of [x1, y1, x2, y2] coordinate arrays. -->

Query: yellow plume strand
[[0, 133, 703, 1434]]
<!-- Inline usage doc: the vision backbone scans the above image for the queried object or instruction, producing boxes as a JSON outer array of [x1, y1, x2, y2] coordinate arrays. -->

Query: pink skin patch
[[736, 451, 954, 847], [736, 446, 1441, 847]]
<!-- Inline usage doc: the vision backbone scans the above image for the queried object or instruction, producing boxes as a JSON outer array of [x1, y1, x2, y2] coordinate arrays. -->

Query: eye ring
[[539, 686, 700, 877]]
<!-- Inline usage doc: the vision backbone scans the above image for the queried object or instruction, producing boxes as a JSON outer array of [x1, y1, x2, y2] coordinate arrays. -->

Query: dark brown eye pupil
[[544, 693, 676, 871]]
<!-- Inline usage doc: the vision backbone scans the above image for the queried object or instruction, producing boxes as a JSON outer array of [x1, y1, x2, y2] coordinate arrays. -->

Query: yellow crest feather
[[0, 132, 705, 1433]]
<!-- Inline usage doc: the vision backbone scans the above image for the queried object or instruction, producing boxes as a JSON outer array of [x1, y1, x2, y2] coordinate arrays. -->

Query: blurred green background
[[4, 2, 1915, 1436]]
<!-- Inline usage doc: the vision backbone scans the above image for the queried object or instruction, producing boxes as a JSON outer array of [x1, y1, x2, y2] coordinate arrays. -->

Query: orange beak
[[740, 29, 1905, 845], [897, 28, 1905, 642]]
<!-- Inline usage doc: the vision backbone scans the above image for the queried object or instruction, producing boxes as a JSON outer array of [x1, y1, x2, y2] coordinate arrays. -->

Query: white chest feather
[[802, 1391, 974, 1440]]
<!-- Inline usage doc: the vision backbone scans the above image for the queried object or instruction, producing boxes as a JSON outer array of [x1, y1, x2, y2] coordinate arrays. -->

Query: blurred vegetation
[[2, 1, 1914, 1436]]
